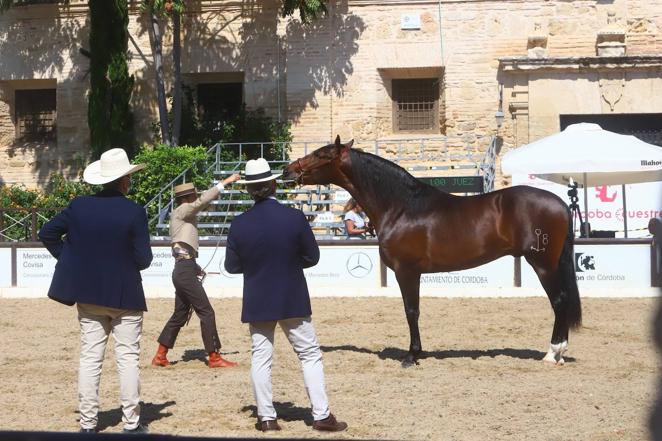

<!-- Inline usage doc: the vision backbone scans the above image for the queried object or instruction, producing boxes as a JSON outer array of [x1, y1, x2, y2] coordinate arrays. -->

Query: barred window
[[15, 89, 56, 141], [392, 79, 439, 132]]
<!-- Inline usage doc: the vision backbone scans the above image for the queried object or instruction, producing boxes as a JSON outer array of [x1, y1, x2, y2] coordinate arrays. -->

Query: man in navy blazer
[[225, 158, 347, 433], [39, 148, 152, 434]]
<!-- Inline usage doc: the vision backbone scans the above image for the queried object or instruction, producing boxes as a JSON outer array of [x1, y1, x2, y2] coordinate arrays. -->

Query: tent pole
[[583, 173, 589, 237], [622, 184, 628, 238]]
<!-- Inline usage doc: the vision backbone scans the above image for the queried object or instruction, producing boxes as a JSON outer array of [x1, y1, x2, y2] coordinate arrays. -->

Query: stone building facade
[[1, 0, 661, 187]]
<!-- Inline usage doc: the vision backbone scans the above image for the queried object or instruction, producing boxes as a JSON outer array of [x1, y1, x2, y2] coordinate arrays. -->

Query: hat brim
[[236, 173, 282, 185], [175, 188, 197, 198], [83, 162, 146, 185]]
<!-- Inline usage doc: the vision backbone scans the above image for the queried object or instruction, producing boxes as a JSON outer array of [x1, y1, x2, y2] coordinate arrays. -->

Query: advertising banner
[[513, 174, 662, 238], [16, 248, 57, 287], [141, 246, 382, 290], [140, 247, 176, 288], [521, 244, 651, 289], [6, 244, 653, 295], [386, 256, 514, 289], [304, 246, 380, 287]]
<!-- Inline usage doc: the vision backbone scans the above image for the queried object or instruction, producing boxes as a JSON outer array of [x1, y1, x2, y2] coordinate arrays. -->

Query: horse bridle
[[291, 158, 306, 183], [291, 150, 341, 184]]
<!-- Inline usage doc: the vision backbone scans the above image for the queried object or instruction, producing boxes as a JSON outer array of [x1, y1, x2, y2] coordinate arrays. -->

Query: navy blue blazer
[[224, 198, 320, 323], [38, 189, 153, 311]]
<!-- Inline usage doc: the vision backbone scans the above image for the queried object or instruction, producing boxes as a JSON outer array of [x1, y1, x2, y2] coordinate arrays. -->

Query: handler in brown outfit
[[152, 174, 240, 368]]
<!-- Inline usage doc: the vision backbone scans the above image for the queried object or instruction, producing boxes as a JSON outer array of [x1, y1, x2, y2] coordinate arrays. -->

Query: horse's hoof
[[542, 341, 568, 365], [542, 353, 565, 366], [401, 357, 419, 368]]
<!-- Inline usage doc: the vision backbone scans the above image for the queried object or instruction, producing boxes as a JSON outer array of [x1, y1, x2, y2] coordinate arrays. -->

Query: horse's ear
[[334, 135, 341, 146], [339, 138, 353, 160]]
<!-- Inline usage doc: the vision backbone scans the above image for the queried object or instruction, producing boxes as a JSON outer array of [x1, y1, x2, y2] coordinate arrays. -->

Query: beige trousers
[[249, 317, 330, 422], [77, 303, 143, 431]]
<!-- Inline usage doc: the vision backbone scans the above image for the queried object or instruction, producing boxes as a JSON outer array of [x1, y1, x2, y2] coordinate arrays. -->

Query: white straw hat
[[83, 148, 146, 185], [237, 158, 282, 184]]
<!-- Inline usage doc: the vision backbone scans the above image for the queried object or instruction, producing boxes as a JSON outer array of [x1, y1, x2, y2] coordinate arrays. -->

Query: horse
[[281, 136, 582, 367]]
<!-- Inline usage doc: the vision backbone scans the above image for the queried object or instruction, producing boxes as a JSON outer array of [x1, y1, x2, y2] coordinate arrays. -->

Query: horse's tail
[[558, 214, 582, 329]]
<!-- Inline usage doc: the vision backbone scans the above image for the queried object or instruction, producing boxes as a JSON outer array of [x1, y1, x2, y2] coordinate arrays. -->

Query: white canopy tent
[[502, 123, 662, 237]]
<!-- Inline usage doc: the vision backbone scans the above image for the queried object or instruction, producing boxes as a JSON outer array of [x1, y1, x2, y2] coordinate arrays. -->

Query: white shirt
[[343, 210, 366, 229]]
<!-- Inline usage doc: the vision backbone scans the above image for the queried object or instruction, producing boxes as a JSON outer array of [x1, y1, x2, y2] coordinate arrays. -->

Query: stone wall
[[0, 2, 89, 186], [1, 0, 661, 188]]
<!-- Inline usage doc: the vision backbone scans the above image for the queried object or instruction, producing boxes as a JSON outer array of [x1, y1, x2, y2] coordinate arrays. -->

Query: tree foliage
[[0, 174, 96, 240], [88, 0, 135, 159], [282, 0, 328, 23], [130, 144, 213, 227]]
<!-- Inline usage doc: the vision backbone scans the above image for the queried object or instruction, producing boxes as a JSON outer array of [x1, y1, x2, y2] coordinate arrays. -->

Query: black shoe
[[312, 413, 348, 432], [79, 427, 97, 433], [123, 424, 149, 434], [259, 419, 282, 431]]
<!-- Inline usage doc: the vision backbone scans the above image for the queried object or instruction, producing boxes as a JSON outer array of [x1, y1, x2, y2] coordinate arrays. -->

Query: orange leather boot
[[208, 352, 237, 368], [151, 344, 170, 367]]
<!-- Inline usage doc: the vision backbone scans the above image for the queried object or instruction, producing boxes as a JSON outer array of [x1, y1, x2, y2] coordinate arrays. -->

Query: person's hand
[[197, 268, 206, 278], [223, 174, 241, 186]]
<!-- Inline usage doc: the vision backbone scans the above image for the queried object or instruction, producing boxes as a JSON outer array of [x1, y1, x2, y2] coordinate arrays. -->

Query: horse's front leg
[[394, 271, 422, 367]]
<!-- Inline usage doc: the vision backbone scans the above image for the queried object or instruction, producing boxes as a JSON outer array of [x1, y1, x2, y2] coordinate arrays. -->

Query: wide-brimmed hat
[[83, 148, 145, 185], [237, 158, 282, 184], [174, 182, 196, 198]]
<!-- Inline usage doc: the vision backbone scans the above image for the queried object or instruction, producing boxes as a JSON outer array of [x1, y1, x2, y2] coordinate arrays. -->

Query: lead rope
[[200, 163, 242, 275]]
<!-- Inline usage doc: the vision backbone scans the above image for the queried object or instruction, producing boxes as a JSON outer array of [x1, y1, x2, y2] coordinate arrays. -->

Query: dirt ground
[[0, 297, 660, 441]]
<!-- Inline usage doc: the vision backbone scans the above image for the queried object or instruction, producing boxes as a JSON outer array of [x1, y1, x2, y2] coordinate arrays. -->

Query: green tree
[[88, 0, 135, 158], [282, 0, 328, 22]]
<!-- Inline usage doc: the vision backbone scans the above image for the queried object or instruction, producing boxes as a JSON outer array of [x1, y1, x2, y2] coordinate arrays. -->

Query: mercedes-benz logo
[[346, 252, 373, 278]]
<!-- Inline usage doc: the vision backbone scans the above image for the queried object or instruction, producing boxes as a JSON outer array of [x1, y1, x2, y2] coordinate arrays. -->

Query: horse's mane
[[349, 149, 442, 209]]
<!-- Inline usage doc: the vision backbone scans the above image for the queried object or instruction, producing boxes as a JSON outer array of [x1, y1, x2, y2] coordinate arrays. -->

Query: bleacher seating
[[155, 185, 350, 240], [146, 137, 498, 240]]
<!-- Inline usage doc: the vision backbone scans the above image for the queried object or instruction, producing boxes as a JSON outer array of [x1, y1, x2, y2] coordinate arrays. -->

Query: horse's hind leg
[[526, 258, 570, 365], [394, 271, 422, 368]]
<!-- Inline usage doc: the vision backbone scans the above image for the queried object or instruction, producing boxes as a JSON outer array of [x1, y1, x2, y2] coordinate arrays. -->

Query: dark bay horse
[[282, 136, 582, 367]]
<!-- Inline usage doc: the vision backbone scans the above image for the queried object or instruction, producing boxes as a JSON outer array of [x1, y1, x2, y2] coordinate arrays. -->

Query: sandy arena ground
[[0, 297, 660, 441]]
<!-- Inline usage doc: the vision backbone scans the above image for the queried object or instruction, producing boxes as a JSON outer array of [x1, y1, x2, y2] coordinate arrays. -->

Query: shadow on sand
[[321, 344, 577, 363]]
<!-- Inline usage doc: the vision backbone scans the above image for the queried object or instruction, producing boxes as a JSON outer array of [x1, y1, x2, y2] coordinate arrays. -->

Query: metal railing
[[0, 207, 64, 242], [210, 138, 486, 172], [479, 136, 498, 193]]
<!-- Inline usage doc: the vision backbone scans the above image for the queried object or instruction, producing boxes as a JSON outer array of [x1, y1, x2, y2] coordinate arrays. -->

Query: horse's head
[[282, 135, 354, 185]]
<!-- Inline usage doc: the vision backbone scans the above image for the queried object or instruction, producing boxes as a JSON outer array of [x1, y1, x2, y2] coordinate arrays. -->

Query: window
[[392, 78, 439, 132], [560, 113, 662, 147], [197, 82, 243, 121], [15, 89, 56, 141]]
